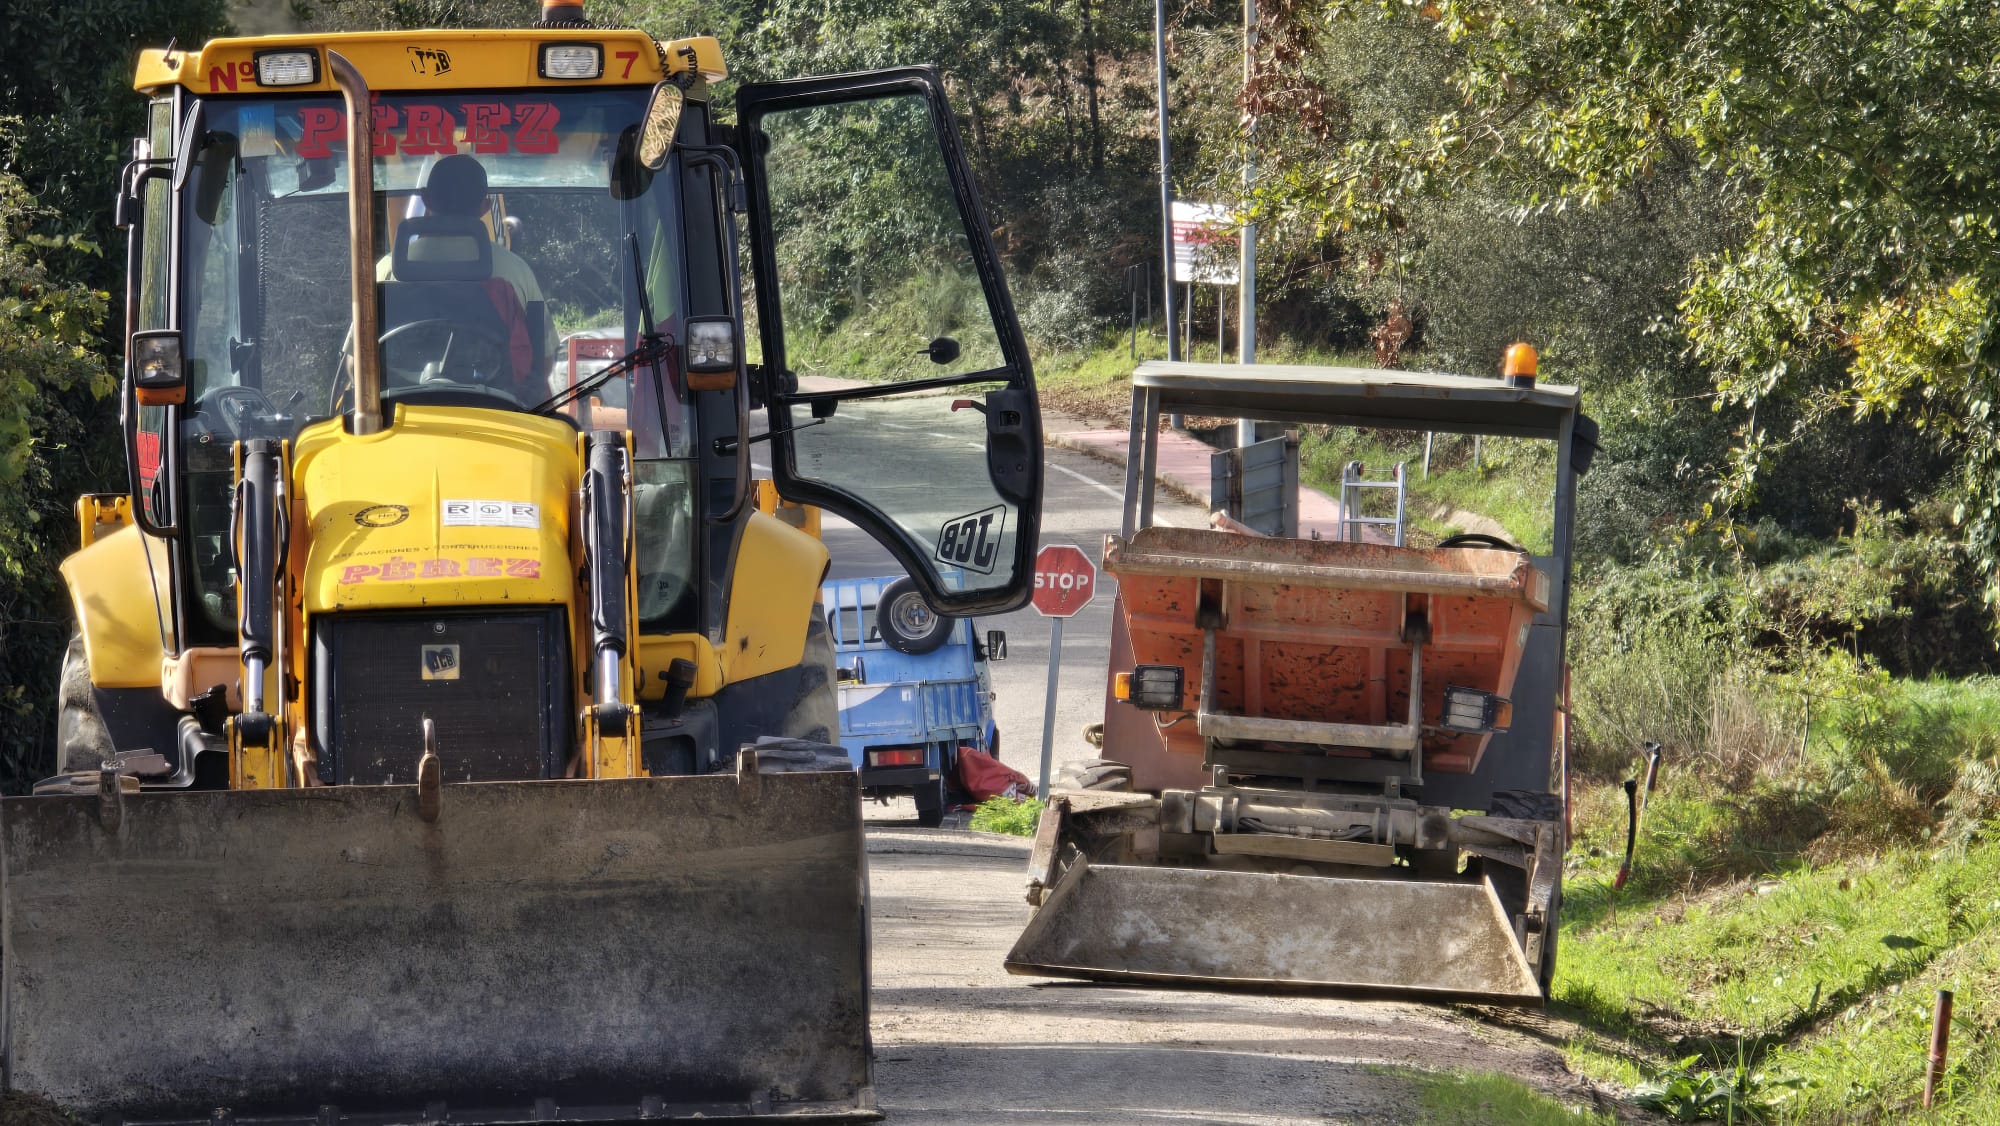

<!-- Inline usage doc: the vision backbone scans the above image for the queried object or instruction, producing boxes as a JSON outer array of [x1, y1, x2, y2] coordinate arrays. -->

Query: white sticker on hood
[[443, 500, 539, 529]]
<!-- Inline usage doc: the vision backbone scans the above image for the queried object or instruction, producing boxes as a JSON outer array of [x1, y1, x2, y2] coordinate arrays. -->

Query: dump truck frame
[[1007, 359, 1594, 1002]]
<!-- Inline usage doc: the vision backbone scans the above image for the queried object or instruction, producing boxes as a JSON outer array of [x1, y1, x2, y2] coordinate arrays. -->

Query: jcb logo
[[407, 46, 452, 76], [936, 505, 1006, 575]]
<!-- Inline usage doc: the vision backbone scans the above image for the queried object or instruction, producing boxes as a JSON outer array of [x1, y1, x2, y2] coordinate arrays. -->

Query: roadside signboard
[[1032, 543, 1100, 798], [1031, 543, 1098, 618], [1171, 200, 1239, 286]]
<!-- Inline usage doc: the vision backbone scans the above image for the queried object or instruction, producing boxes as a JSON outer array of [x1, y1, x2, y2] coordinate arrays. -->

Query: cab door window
[[741, 69, 1041, 614]]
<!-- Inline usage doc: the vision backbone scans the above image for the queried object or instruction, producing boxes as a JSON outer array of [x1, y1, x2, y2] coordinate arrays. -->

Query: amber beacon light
[[1503, 342, 1538, 389]]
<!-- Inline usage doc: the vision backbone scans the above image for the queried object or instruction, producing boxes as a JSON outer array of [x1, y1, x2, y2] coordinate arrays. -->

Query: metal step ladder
[[1338, 460, 1407, 545]]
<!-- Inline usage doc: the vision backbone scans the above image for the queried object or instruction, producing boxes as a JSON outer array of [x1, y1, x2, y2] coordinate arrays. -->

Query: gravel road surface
[[864, 830, 1586, 1125]]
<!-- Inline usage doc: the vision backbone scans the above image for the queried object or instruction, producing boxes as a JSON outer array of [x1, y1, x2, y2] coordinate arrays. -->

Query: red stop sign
[[1031, 543, 1098, 617]]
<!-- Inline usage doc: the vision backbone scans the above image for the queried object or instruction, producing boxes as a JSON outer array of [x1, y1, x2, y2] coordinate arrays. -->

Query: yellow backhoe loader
[[9, 4, 1042, 1121]]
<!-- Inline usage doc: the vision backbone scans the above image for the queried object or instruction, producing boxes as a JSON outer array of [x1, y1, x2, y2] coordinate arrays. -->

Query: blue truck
[[821, 575, 1005, 826]]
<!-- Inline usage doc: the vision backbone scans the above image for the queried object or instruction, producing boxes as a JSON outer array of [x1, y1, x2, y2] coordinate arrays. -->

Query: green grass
[[1550, 673, 2000, 1122], [968, 796, 1042, 836], [1296, 426, 1557, 552], [1403, 1070, 1616, 1124]]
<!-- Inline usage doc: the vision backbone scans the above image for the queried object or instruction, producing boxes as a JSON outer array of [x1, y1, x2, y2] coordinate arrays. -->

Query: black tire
[[876, 578, 953, 655], [781, 609, 841, 745], [1056, 758, 1133, 792], [56, 633, 113, 774], [1438, 532, 1521, 552], [914, 771, 947, 828]]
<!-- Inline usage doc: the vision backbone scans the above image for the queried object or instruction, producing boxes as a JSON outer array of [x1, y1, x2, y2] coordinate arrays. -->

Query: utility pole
[[1235, 0, 1258, 448], [1154, 0, 1180, 368], [1155, 0, 1185, 431]]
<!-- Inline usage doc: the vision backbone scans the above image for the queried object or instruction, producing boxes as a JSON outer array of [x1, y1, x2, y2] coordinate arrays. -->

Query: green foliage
[[0, 161, 114, 572], [0, 0, 228, 791], [968, 795, 1041, 836], [1406, 1069, 1615, 1124], [1633, 1051, 1802, 1124], [1267, 0, 2000, 612], [296, 0, 533, 31]]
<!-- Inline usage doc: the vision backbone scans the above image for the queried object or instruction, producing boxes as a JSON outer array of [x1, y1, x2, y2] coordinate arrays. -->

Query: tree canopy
[[1252, 0, 2000, 601]]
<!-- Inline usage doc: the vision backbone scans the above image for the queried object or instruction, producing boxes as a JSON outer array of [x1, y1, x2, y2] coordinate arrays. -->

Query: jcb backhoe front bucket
[[1004, 857, 1541, 1003], [2, 771, 876, 1124]]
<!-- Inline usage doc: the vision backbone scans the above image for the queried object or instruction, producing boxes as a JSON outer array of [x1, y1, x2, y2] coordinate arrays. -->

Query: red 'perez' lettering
[[513, 103, 560, 154], [297, 106, 343, 159], [461, 103, 512, 153], [284, 103, 564, 161], [371, 102, 400, 156], [400, 104, 456, 155], [336, 557, 541, 585]]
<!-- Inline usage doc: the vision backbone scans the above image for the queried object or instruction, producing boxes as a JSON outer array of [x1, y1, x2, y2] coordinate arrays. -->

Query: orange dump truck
[[1007, 358, 1597, 1002]]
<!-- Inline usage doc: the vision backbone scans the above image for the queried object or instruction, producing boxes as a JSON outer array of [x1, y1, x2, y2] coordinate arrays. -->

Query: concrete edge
[[865, 827, 1032, 859], [1044, 431, 1211, 510]]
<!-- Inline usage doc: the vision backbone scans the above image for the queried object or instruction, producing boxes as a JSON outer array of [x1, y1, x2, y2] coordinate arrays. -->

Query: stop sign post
[[1032, 544, 1098, 799]]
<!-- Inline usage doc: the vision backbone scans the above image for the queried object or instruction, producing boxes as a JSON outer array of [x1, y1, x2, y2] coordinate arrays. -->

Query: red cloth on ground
[[954, 746, 1033, 803]]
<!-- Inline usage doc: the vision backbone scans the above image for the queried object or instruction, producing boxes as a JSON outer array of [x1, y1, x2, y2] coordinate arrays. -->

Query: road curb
[[865, 827, 1031, 859], [1044, 429, 1211, 509]]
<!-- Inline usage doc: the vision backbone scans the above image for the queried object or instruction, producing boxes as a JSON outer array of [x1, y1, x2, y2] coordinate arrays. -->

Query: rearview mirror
[[639, 82, 686, 171], [920, 336, 960, 365], [986, 629, 1007, 661]]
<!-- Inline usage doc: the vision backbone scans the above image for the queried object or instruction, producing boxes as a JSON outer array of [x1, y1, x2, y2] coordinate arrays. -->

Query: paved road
[[863, 831, 1583, 1124], [760, 393, 1206, 822]]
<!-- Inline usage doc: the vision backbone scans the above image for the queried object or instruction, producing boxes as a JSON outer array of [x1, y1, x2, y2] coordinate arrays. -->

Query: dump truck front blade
[[1004, 857, 1541, 1003], [2, 772, 874, 1124]]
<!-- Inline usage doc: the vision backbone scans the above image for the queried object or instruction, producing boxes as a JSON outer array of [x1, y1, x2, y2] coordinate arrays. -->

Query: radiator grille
[[312, 610, 569, 784]]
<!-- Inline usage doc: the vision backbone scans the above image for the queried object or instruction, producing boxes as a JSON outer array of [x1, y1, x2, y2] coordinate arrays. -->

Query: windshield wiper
[[533, 332, 673, 417], [534, 233, 674, 419]]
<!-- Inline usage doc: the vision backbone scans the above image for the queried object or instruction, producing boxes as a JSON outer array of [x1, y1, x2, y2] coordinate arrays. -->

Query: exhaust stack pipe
[[328, 51, 383, 436]]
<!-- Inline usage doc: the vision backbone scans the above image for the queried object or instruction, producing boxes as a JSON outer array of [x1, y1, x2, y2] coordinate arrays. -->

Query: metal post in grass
[[1925, 988, 1954, 1108]]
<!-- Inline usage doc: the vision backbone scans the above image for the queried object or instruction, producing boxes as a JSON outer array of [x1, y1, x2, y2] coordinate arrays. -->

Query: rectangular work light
[[1114, 664, 1185, 711], [540, 43, 603, 79], [1441, 686, 1504, 733], [254, 50, 319, 86]]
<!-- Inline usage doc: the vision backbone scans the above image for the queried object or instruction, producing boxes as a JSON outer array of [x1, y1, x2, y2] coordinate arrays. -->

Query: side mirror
[[919, 336, 960, 365], [838, 657, 866, 684], [639, 82, 686, 171], [131, 329, 187, 406], [986, 629, 1007, 661], [684, 315, 739, 391]]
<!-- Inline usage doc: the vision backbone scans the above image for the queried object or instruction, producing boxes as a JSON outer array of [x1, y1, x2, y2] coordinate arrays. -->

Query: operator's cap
[[421, 155, 489, 216]]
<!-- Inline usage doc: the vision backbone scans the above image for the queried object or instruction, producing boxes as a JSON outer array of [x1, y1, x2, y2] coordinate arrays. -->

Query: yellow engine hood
[[291, 405, 579, 613]]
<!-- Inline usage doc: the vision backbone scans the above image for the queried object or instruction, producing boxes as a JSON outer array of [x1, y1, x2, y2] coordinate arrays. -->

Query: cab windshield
[[175, 89, 715, 634]]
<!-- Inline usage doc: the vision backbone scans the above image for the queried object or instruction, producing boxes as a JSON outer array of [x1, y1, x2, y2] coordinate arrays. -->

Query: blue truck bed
[[821, 575, 998, 826]]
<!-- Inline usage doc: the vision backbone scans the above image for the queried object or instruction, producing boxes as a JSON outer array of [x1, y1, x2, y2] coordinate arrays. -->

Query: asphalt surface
[[758, 393, 1207, 823], [862, 831, 1586, 1124]]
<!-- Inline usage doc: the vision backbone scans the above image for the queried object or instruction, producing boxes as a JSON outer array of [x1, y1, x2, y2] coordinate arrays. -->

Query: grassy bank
[[1554, 673, 2000, 1122]]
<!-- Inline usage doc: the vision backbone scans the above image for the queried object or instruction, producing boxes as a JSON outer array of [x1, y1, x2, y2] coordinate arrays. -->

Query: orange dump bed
[[1102, 527, 1549, 791]]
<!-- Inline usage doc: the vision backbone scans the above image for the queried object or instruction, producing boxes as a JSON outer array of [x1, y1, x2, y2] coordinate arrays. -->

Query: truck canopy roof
[[1133, 360, 1580, 440]]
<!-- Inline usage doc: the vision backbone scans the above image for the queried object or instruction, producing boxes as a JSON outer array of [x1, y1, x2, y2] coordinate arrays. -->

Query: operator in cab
[[375, 154, 557, 395]]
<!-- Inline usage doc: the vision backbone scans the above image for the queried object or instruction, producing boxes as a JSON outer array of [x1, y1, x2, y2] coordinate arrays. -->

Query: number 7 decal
[[616, 50, 638, 79]]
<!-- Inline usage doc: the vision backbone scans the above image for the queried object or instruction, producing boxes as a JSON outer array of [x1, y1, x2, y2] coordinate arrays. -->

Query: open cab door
[[740, 67, 1041, 614]]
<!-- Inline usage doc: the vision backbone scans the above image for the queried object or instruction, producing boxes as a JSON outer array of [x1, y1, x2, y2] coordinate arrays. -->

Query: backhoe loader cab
[[11, 8, 1040, 1123], [1007, 359, 1593, 1003]]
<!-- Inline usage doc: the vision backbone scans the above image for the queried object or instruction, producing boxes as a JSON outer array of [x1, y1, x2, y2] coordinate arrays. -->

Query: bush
[[968, 796, 1042, 837]]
